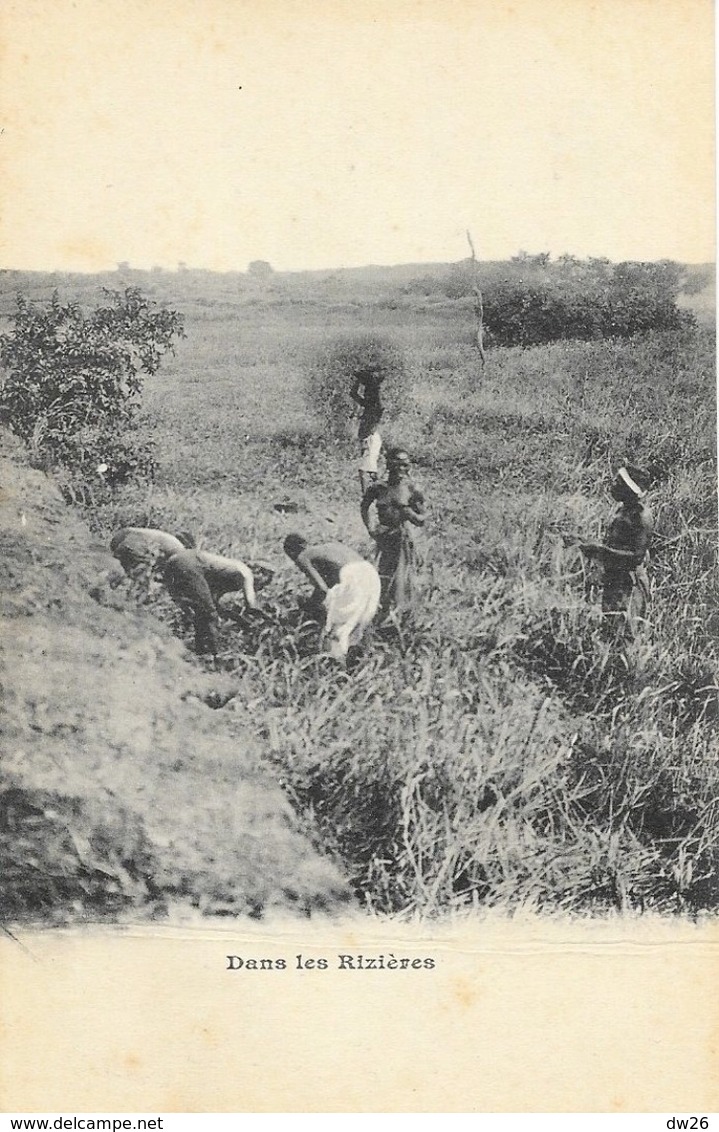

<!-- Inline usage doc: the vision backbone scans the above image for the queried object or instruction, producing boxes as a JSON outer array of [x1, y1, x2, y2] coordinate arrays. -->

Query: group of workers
[[108, 370, 653, 664], [110, 526, 260, 656]]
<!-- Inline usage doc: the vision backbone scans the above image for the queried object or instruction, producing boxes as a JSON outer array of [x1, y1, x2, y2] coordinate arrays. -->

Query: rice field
[[3, 265, 717, 919]]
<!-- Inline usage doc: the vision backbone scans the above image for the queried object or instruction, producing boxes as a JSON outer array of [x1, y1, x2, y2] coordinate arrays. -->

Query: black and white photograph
[[0, 0, 716, 1114]]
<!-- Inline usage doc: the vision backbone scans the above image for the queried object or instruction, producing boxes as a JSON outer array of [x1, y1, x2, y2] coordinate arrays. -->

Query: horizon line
[[0, 255, 714, 277]]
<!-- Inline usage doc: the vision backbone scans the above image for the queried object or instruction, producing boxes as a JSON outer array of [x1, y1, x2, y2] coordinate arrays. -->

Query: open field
[[1, 264, 717, 921]]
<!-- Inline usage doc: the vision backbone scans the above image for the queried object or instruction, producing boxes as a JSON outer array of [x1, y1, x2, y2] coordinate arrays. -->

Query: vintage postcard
[[0, 0, 716, 1114]]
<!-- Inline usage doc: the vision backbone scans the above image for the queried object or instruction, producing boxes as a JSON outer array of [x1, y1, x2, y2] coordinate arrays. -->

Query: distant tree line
[[412, 255, 696, 346]]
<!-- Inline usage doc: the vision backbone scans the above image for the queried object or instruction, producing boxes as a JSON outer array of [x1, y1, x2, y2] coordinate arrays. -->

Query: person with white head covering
[[284, 534, 381, 662], [580, 464, 654, 635]]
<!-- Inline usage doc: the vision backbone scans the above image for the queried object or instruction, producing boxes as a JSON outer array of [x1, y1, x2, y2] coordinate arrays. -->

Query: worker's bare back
[[303, 542, 364, 588]]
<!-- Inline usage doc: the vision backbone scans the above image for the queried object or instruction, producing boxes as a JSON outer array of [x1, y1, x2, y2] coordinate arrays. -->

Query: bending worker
[[579, 464, 654, 637], [163, 548, 259, 656], [283, 533, 381, 662], [110, 526, 195, 576]]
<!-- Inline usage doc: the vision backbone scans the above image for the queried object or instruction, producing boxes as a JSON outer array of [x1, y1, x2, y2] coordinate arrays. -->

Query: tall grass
[[86, 290, 717, 919]]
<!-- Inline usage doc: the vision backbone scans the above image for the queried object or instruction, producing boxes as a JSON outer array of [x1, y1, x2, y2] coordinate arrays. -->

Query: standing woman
[[361, 447, 426, 615], [580, 464, 654, 637]]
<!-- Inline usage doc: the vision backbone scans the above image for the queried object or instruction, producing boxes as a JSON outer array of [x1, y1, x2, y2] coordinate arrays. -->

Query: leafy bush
[[0, 287, 184, 489], [304, 332, 409, 440], [442, 257, 694, 346]]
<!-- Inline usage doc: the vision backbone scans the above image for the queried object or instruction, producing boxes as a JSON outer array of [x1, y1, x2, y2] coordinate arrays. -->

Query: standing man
[[360, 447, 426, 616], [579, 464, 654, 637], [350, 371, 384, 495], [162, 548, 259, 656], [283, 534, 381, 662]]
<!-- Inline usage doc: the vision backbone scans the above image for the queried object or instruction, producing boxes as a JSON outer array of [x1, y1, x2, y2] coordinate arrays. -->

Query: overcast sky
[[0, 0, 714, 272]]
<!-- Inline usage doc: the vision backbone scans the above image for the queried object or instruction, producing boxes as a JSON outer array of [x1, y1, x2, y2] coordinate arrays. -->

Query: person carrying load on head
[[350, 369, 384, 495], [579, 464, 654, 638], [360, 446, 425, 617], [110, 526, 196, 577], [162, 548, 262, 656], [283, 534, 381, 662]]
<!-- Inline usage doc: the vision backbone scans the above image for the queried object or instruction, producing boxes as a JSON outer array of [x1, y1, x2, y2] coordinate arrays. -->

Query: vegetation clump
[[442, 256, 694, 346], [304, 332, 409, 439], [0, 287, 185, 499]]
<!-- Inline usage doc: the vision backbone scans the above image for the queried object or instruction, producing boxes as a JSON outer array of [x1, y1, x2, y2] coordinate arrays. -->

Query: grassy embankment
[[2, 267, 716, 920], [0, 427, 350, 924]]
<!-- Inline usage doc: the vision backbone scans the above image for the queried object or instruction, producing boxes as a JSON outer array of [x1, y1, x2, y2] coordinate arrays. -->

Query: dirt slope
[[0, 431, 350, 924]]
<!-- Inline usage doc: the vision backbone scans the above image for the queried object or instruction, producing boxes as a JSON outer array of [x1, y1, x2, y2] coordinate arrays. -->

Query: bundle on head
[[356, 365, 384, 391], [304, 332, 408, 440]]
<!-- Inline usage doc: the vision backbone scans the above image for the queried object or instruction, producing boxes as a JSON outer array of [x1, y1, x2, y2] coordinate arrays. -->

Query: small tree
[[466, 230, 486, 367], [247, 260, 274, 279], [0, 287, 185, 487], [304, 333, 409, 441]]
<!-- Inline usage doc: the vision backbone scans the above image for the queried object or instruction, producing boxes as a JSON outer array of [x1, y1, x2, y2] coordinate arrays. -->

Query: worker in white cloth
[[350, 371, 384, 495], [283, 533, 381, 662]]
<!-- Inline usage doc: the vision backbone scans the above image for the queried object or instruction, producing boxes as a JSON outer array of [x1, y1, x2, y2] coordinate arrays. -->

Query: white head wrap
[[618, 466, 645, 498]]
